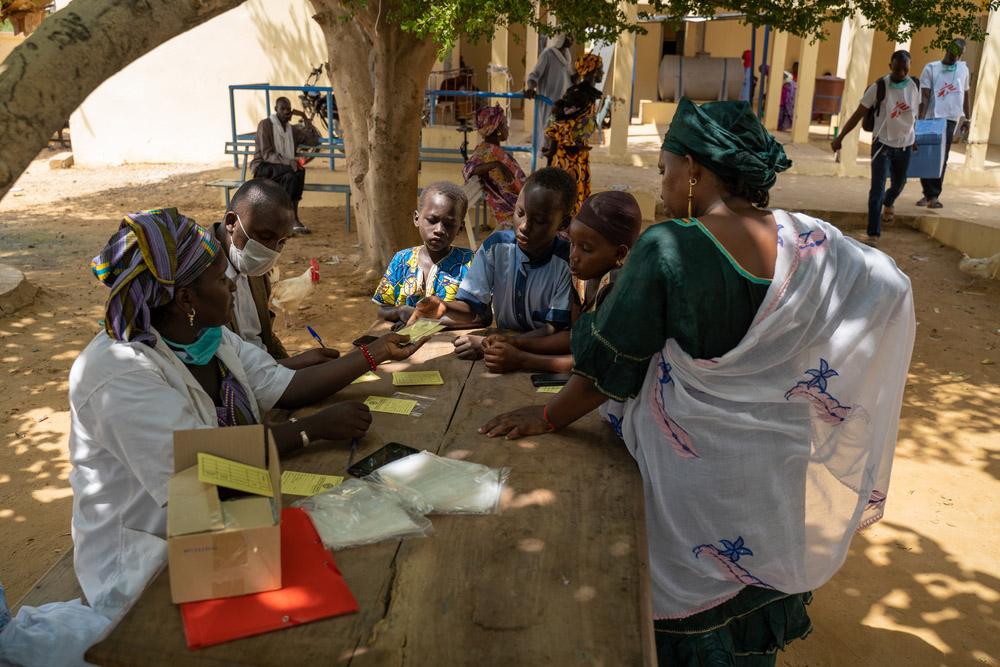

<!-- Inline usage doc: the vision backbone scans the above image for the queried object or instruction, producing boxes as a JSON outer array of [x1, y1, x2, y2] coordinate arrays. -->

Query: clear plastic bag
[[368, 451, 509, 515], [392, 391, 436, 418], [292, 478, 432, 550]]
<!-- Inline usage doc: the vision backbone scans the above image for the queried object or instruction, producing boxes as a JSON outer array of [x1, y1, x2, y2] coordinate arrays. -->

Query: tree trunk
[[310, 1, 439, 273], [0, 0, 245, 200]]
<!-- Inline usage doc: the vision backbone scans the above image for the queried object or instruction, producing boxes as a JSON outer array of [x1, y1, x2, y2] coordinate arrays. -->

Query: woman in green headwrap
[[481, 98, 915, 665]]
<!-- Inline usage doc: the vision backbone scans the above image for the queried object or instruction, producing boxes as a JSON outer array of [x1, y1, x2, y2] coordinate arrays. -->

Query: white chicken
[[958, 252, 1000, 281], [270, 259, 320, 327]]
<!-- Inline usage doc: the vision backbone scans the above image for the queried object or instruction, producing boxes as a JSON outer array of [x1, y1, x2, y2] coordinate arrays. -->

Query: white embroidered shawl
[[610, 210, 915, 619], [270, 113, 296, 161]]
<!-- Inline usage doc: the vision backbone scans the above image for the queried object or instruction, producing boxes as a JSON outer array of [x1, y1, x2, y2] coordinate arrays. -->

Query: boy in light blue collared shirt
[[410, 168, 577, 359]]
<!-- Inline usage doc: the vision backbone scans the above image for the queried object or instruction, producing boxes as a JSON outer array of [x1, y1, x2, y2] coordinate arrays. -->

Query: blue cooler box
[[907, 118, 947, 179]]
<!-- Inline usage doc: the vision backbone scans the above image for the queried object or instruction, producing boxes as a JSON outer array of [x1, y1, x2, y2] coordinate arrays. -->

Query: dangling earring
[[188, 309, 196, 327], [687, 178, 698, 219]]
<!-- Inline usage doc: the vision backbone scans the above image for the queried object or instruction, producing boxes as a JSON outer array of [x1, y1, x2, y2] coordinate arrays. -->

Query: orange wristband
[[542, 405, 557, 432]]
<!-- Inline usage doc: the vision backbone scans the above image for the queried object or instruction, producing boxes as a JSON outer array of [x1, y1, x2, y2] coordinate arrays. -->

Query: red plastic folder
[[180, 507, 359, 649]]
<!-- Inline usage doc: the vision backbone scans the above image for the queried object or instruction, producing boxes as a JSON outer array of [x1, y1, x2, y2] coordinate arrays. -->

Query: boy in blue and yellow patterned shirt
[[373, 182, 475, 323]]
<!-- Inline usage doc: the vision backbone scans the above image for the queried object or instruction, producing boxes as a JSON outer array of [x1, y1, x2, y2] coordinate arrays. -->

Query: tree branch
[[0, 0, 246, 200]]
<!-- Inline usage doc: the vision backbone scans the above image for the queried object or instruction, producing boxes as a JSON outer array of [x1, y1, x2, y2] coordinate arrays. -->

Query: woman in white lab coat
[[69, 208, 422, 619]]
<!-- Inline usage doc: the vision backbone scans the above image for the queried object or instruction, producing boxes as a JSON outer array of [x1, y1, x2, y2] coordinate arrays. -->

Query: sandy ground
[[1, 155, 998, 665]]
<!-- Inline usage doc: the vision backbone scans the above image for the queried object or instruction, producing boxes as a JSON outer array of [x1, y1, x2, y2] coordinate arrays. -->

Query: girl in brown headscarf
[[482, 190, 641, 374]]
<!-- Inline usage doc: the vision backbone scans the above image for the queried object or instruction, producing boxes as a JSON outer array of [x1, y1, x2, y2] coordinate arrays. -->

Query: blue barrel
[[907, 119, 947, 179]]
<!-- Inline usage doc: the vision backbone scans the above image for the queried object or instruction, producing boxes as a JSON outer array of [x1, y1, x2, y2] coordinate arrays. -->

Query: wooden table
[[87, 328, 654, 666]]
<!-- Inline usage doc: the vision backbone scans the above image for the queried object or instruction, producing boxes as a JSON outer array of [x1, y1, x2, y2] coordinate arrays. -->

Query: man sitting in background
[[250, 97, 319, 235]]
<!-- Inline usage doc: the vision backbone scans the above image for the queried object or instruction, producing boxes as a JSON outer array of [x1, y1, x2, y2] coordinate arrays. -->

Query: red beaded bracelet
[[542, 405, 557, 432], [358, 344, 378, 372]]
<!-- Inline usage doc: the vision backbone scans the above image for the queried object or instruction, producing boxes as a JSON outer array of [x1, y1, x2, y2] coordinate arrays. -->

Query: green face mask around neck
[[888, 78, 911, 89], [163, 326, 223, 366]]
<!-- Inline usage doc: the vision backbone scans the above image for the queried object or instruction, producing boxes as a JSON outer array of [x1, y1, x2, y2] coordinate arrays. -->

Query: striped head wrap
[[575, 53, 603, 79], [91, 208, 220, 346], [475, 105, 507, 138]]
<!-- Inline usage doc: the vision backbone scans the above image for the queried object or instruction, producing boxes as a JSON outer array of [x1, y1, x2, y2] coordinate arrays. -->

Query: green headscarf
[[661, 97, 791, 192]]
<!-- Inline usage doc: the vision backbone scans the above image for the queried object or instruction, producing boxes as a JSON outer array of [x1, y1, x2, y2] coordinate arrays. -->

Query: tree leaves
[[338, 0, 1000, 53]]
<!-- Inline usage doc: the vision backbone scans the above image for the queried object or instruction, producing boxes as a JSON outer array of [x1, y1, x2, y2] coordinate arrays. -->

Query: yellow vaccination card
[[364, 395, 418, 415], [280, 471, 343, 496], [393, 371, 444, 386], [397, 318, 444, 342], [197, 453, 274, 497], [537, 385, 562, 394], [352, 371, 380, 384]]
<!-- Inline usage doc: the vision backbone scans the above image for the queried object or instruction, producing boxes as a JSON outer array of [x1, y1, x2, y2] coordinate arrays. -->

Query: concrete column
[[836, 18, 854, 79], [491, 26, 510, 94], [836, 15, 874, 174], [609, 2, 638, 158], [830, 18, 854, 129], [523, 4, 541, 140], [764, 31, 789, 130], [965, 10, 1000, 170], [791, 36, 820, 143]]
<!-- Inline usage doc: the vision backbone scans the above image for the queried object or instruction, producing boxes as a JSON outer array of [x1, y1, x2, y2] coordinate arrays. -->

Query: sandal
[[927, 200, 943, 209], [916, 197, 929, 207], [882, 207, 895, 225]]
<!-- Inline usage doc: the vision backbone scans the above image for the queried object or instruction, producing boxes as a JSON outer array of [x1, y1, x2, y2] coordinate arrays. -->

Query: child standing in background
[[462, 106, 526, 230]]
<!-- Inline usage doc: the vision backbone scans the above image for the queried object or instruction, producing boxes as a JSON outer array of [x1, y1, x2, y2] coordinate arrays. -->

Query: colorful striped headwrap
[[91, 208, 220, 346], [476, 105, 507, 138], [575, 53, 603, 79]]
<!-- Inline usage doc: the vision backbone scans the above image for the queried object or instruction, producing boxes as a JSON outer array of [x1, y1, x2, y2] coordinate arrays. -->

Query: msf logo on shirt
[[890, 100, 911, 119], [937, 83, 959, 98]]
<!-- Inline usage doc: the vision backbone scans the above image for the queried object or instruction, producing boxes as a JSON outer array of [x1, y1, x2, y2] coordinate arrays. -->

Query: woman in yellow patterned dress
[[544, 53, 603, 215]]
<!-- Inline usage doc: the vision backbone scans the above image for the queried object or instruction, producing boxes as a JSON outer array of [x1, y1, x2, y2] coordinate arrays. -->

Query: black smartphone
[[531, 373, 571, 388], [352, 334, 379, 347], [347, 442, 419, 477]]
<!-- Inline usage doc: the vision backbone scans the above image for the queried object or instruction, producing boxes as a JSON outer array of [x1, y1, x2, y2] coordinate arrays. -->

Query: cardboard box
[[167, 425, 282, 604]]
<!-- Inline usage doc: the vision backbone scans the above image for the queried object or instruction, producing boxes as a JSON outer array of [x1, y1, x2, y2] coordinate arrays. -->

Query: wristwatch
[[288, 417, 310, 448]]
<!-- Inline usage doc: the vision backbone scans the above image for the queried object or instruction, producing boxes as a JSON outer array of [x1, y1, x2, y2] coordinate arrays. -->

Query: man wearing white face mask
[[214, 179, 340, 369]]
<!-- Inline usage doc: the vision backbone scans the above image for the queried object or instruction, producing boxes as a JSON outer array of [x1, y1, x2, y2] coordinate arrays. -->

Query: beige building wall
[[633, 21, 663, 106], [508, 24, 527, 92], [784, 23, 842, 77], [0, 33, 25, 63], [69, 0, 326, 166]]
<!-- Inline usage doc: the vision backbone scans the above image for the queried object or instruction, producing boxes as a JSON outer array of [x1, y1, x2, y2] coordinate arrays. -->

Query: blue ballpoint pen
[[347, 438, 359, 468], [306, 325, 326, 348]]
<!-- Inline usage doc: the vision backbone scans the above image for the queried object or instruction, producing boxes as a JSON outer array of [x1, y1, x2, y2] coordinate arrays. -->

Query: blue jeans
[[868, 141, 912, 237]]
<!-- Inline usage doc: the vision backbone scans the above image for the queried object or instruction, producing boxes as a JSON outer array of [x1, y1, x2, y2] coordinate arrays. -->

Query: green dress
[[571, 219, 812, 666], [572, 218, 772, 401]]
